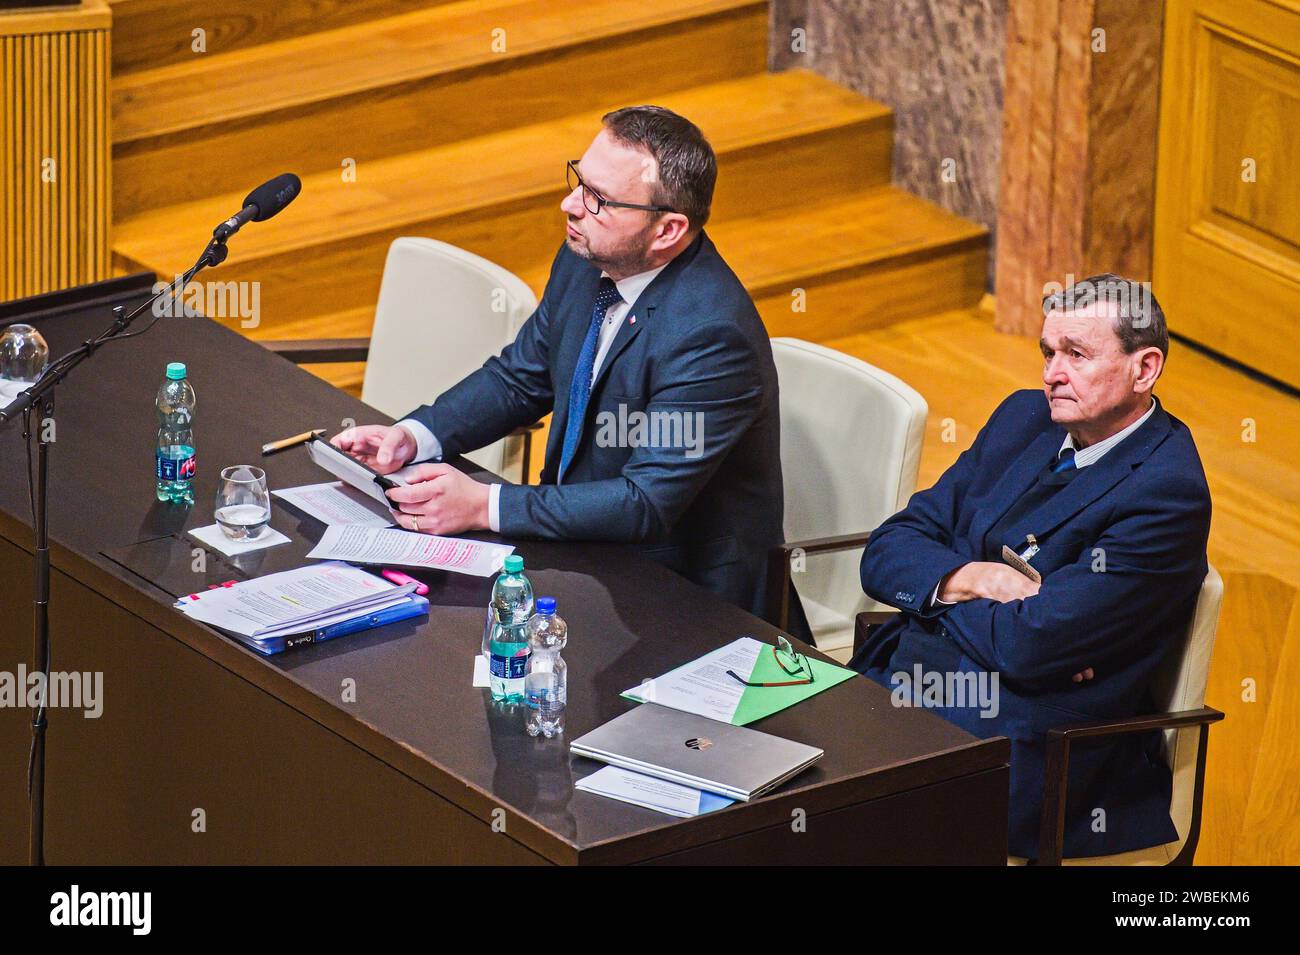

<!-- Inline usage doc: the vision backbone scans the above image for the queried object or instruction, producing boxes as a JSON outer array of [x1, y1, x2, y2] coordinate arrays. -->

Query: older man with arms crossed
[[852, 275, 1211, 859]]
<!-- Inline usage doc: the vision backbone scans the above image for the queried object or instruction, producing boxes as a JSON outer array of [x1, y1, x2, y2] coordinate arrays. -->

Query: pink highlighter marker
[[381, 568, 429, 596]]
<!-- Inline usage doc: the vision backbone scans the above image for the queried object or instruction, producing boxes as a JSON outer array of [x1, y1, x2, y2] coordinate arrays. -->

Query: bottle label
[[156, 451, 196, 482], [528, 689, 565, 717], [490, 652, 529, 680]]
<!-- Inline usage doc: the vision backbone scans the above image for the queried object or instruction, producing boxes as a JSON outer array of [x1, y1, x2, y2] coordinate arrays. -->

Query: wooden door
[[1154, 0, 1300, 388]]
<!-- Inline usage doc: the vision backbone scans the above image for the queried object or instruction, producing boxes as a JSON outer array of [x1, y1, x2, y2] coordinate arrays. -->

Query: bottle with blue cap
[[155, 362, 196, 504], [524, 597, 567, 738]]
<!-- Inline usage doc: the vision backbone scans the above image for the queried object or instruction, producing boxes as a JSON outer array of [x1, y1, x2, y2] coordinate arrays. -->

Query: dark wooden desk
[[0, 276, 1009, 864]]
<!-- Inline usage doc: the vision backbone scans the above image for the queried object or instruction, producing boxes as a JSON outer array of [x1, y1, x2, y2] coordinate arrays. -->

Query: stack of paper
[[174, 560, 427, 654], [575, 766, 734, 817]]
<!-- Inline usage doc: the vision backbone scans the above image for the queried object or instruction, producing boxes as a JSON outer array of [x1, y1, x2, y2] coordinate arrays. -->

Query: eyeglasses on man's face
[[726, 636, 816, 688], [566, 160, 678, 216]]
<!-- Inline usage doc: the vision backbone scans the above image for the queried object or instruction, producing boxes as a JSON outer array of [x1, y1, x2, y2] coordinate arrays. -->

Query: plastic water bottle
[[525, 597, 567, 738], [485, 555, 533, 702], [155, 362, 196, 504]]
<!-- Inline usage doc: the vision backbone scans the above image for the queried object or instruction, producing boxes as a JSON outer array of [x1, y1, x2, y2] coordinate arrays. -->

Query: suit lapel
[[555, 230, 709, 479], [589, 230, 705, 394], [589, 303, 647, 395], [969, 428, 1064, 547], [1005, 399, 1172, 545]]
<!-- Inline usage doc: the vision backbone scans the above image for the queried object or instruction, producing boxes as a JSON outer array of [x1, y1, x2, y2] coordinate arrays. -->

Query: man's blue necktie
[[559, 277, 622, 480], [1053, 446, 1077, 473]]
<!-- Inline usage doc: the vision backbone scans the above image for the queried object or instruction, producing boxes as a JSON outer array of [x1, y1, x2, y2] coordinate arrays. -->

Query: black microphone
[[213, 173, 302, 240]]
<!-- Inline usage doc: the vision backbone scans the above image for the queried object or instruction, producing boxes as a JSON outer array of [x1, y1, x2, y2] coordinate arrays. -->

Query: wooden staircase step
[[111, 0, 767, 215], [113, 70, 894, 332], [717, 187, 988, 339], [109, 0, 450, 76]]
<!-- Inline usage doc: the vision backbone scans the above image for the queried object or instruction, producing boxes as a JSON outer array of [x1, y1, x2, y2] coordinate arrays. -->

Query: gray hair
[[1041, 272, 1169, 358], [600, 105, 717, 231]]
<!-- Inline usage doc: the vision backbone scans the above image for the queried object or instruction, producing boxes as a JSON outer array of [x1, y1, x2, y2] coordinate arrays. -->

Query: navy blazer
[[851, 389, 1211, 859], [400, 230, 785, 619]]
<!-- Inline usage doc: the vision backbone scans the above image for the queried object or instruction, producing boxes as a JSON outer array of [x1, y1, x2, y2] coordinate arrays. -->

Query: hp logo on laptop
[[684, 737, 713, 751]]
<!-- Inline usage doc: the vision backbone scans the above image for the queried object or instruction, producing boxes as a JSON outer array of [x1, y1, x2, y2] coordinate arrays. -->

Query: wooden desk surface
[[0, 276, 1008, 864]]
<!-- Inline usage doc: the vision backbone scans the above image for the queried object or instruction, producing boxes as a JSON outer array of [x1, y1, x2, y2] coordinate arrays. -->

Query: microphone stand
[[0, 232, 230, 866]]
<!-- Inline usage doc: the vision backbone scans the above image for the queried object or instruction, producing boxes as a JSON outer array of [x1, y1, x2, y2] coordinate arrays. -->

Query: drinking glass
[[215, 465, 271, 540]]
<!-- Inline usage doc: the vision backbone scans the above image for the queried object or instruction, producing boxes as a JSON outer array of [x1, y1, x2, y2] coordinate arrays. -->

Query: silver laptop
[[569, 704, 823, 801]]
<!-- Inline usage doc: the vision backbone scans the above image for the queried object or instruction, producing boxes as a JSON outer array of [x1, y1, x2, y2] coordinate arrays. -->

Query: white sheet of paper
[[272, 481, 395, 527], [0, 378, 30, 410], [620, 637, 764, 724], [174, 560, 415, 637], [305, 524, 513, 577], [188, 522, 292, 557], [574, 766, 734, 817], [472, 654, 490, 687]]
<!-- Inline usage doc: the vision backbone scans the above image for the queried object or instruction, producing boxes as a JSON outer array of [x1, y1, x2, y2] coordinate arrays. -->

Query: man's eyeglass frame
[[726, 636, 816, 688], [566, 159, 678, 216]]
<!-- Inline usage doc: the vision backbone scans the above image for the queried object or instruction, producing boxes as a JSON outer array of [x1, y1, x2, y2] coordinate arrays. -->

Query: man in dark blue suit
[[332, 106, 787, 621], [851, 274, 1211, 859]]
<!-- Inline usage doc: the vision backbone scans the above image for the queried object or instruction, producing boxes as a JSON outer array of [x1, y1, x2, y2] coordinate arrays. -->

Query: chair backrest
[[1152, 563, 1223, 845], [771, 338, 927, 623], [361, 237, 537, 475]]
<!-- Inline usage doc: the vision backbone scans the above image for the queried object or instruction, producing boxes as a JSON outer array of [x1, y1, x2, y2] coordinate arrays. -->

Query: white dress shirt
[[396, 263, 669, 532], [929, 397, 1157, 606]]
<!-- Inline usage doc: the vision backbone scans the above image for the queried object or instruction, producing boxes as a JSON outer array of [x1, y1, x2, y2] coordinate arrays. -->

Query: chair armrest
[[261, 338, 371, 364], [764, 531, 875, 631], [1037, 705, 1225, 865], [853, 610, 900, 655], [506, 422, 543, 484]]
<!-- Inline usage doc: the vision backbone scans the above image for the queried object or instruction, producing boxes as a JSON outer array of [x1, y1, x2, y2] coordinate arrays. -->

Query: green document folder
[[621, 636, 858, 726], [730, 645, 857, 725]]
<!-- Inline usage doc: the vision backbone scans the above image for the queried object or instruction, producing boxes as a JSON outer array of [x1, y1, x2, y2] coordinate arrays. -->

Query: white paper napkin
[[188, 522, 291, 557]]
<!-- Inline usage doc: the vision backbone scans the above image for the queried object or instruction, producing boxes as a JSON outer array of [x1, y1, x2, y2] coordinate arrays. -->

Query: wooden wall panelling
[[0, 1, 111, 302]]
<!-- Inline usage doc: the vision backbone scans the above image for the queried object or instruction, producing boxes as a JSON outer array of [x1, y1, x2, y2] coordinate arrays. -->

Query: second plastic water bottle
[[524, 597, 567, 738]]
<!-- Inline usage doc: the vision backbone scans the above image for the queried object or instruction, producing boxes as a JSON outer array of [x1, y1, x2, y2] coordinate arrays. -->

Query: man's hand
[[330, 424, 417, 475], [384, 463, 491, 535], [939, 561, 1041, 603]]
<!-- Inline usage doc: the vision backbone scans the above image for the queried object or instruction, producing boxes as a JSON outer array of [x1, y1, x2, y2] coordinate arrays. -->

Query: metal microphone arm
[[2, 228, 228, 866]]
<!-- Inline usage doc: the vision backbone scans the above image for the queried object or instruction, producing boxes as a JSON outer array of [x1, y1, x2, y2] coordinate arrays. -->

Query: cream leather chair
[[1003, 564, 1225, 865], [766, 338, 927, 662], [265, 237, 539, 482]]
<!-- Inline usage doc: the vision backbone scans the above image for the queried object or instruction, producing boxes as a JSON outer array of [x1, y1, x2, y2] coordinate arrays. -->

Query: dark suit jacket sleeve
[[937, 469, 1211, 687], [497, 319, 763, 542], [396, 258, 560, 459], [859, 393, 1020, 617]]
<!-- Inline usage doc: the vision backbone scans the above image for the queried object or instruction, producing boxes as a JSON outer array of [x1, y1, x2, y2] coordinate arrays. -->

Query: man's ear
[[650, 213, 691, 251], [1132, 346, 1164, 393]]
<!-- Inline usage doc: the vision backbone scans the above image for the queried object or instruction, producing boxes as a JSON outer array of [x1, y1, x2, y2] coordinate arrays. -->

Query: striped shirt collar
[[1060, 397, 1157, 469]]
